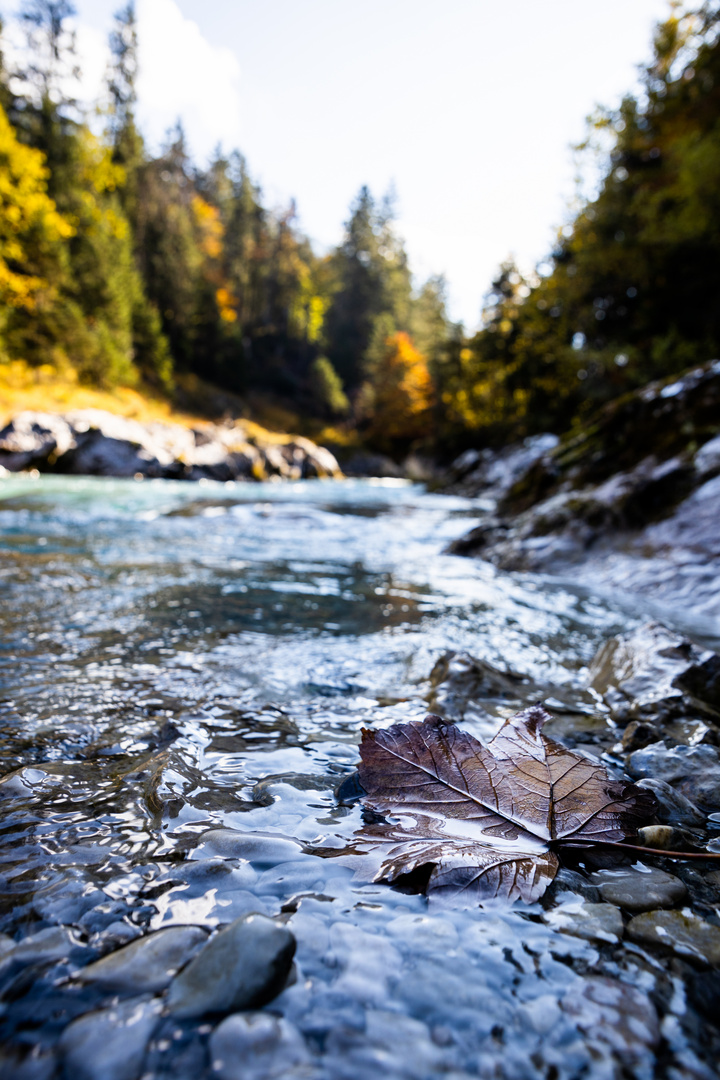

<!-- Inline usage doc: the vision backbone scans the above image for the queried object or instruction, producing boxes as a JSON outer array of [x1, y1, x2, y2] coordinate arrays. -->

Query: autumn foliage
[[2, 3, 720, 459], [361, 331, 434, 450]]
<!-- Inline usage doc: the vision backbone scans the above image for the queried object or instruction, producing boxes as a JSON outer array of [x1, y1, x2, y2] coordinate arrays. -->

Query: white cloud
[[2, 16, 107, 115], [135, 0, 241, 160]]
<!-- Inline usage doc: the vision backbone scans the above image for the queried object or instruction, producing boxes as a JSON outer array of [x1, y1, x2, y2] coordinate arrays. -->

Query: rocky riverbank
[[445, 360, 720, 628], [0, 409, 342, 482]]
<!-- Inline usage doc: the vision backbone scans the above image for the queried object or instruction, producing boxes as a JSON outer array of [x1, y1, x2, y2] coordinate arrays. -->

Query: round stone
[[591, 866, 687, 912], [627, 909, 720, 965], [166, 914, 296, 1019], [59, 997, 162, 1080], [76, 926, 208, 993]]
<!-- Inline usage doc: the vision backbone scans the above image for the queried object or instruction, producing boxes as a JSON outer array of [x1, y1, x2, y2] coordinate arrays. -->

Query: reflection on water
[[0, 475, 713, 1078]]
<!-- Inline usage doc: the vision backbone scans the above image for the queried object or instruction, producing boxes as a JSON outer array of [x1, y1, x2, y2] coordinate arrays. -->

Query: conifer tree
[[324, 186, 412, 391]]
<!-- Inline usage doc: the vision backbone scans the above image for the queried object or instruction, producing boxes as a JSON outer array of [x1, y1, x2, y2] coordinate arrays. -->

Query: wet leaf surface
[[347, 706, 656, 905]]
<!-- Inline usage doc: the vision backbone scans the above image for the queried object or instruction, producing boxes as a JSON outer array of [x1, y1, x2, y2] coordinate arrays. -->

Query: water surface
[[0, 475, 714, 1079]]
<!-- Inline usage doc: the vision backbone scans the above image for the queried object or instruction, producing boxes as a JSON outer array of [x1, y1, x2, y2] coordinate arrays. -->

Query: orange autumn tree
[[361, 330, 435, 452]]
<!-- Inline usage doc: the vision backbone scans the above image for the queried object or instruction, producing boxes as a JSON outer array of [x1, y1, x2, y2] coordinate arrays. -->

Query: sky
[[32, 0, 673, 327]]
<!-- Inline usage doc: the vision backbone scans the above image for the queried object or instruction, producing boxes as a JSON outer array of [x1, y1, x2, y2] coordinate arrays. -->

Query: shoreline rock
[[444, 361, 720, 623], [0, 408, 343, 482]]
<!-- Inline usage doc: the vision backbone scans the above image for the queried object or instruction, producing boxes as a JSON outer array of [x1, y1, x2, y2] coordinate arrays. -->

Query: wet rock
[[443, 433, 559, 500], [686, 969, 720, 1028], [636, 824, 680, 849], [543, 901, 624, 944], [591, 866, 687, 912], [544, 867, 601, 903], [94, 921, 143, 949], [58, 996, 162, 1080], [192, 829, 303, 865], [627, 909, 720, 966], [627, 743, 720, 812], [209, 1013, 310, 1080], [425, 650, 551, 739], [76, 926, 208, 993], [634, 777, 707, 827], [588, 622, 720, 726], [674, 650, 720, 713], [621, 720, 659, 752], [166, 914, 296, 1018], [0, 1046, 56, 1080], [323, 1009, 449, 1078], [33, 872, 108, 926], [0, 925, 82, 978]]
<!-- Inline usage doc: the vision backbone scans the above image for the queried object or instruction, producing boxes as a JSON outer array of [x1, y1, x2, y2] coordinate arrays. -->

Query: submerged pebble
[[591, 866, 687, 912], [166, 914, 296, 1018], [209, 1012, 310, 1080], [543, 901, 624, 944], [627, 743, 720, 812], [0, 925, 83, 978], [192, 829, 303, 865], [58, 997, 162, 1080], [561, 977, 660, 1062], [76, 926, 208, 993]]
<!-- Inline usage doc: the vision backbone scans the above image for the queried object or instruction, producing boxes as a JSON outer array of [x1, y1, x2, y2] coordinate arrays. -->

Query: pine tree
[[106, 2, 171, 388], [324, 186, 412, 392]]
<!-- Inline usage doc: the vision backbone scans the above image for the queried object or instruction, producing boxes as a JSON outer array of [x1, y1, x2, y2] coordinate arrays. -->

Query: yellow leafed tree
[[0, 102, 72, 317], [362, 331, 434, 449]]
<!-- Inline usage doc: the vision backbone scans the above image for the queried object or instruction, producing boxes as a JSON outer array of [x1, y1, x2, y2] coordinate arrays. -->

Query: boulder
[[0, 412, 75, 470]]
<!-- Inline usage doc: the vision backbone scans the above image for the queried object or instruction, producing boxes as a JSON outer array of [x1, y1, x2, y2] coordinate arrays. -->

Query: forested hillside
[[0, 1, 718, 457]]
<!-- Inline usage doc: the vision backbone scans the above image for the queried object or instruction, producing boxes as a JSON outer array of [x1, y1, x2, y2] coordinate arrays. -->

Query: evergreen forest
[[1, 0, 719, 459]]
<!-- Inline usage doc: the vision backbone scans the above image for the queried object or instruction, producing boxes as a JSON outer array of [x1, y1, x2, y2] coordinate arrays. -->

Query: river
[[0, 475, 715, 1079]]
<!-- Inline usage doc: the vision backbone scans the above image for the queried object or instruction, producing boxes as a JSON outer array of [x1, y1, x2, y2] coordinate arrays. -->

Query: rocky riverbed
[[2, 604, 720, 1080]]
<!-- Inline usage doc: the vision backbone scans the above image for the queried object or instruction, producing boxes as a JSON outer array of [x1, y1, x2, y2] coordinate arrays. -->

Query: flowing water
[[0, 475, 716, 1079]]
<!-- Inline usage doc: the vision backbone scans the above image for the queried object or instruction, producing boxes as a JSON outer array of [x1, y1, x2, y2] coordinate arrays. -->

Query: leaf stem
[[557, 839, 720, 860]]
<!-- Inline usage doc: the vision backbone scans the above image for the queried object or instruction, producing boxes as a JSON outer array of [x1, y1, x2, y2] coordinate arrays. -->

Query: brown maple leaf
[[342, 706, 656, 906]]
